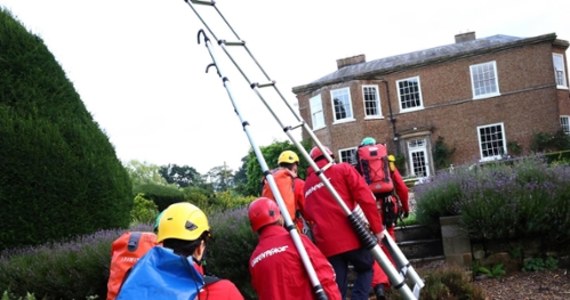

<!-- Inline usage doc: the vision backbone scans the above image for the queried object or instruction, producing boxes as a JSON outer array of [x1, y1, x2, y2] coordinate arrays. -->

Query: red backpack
[[356, 143, 394, 194], [107, 231, 158, 300]]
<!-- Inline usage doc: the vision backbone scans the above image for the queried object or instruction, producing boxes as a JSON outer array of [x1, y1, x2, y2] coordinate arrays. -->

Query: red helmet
[[248, 197, 282, 232], [309, 146, 333, 161]]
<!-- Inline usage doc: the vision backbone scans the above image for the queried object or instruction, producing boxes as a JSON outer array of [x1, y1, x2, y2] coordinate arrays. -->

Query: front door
[[407, 138, 430, 178]]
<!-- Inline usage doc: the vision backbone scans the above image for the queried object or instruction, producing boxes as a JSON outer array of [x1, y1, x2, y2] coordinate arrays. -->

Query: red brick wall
[[296, 39, 570, 173]]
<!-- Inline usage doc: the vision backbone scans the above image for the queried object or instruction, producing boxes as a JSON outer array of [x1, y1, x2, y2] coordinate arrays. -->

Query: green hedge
[[0, 8, 132, 251]]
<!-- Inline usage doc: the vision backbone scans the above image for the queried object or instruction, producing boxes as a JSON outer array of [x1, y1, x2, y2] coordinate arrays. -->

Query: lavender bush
[[206, 206, 257, 299], [0, 224, 152, 300], [414, 157, 570, 246]]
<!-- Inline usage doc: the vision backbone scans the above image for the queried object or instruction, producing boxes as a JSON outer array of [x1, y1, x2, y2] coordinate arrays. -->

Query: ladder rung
[[286, 122, 304, 131], [251, 81, 276, 88], [190, 0, 215, 6], [219, 40, 246, 47]]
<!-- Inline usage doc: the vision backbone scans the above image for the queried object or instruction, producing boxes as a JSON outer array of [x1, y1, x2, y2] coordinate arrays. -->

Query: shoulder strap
[[127, 232, 142, 252], [203, 275, 222, 286]]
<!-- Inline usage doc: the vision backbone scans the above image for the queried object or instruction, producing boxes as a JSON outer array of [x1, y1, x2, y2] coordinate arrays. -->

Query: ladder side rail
[[185, 0, 222, 42], [184, 3, 422, 299], [185, 0, 308, 125], [371, 234, 417, 299], [197, 30, 328, 300], [306, 155, 416, 300], [184, 1, 346, 169], [383, 231, 425, 292]]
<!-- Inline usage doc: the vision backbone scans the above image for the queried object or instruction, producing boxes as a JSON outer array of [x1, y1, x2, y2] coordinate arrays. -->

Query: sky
[[1, 0, 569, 174]]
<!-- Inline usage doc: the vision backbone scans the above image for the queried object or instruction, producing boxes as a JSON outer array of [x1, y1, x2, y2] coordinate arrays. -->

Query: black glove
[[403, 211, 409, 219]]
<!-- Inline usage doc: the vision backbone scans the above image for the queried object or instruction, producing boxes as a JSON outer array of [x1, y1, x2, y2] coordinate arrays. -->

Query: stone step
[[395, 224, 440, 241], [397, 238, 444, 260], [393, 224, 444, 261]]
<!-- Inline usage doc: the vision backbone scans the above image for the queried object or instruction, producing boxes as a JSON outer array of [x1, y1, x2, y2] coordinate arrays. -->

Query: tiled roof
[[293, 33, 558, 92]]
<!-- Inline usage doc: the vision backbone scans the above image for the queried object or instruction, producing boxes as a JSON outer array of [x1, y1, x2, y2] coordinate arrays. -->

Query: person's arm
[[294, 178, 305, 215], [391, 168, 410, 215]]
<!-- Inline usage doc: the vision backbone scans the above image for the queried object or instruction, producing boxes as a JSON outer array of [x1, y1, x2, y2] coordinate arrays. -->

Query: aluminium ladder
[[182, 1, 424, 299]]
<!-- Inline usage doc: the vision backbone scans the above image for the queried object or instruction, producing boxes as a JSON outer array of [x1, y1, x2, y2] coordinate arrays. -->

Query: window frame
[[553, 53, 568, 89], [396, 76, 424, 113], [477, 122, 507, 161], [561, 115, 570, 135], [338, 147, 357, 165], [330, 87, 354, 123], [309, 94, 325, 130], [470, 61, 500, 99], [362, 84, 383, 119]]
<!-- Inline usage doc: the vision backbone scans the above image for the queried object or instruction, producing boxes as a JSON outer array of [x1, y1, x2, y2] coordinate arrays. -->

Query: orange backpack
[[107, 231, 158, 300], [261, 168, 296, 220]]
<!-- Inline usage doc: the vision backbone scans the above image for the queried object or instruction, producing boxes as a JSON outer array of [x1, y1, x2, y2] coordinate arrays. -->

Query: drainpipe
[[382, 80, 399, 156]]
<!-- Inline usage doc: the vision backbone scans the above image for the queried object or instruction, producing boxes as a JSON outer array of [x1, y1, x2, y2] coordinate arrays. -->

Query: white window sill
[[364, 116, 385, 120], [400, 107, 424, 114], [473, 92, 501, 100], [332, 118, 356, 125]]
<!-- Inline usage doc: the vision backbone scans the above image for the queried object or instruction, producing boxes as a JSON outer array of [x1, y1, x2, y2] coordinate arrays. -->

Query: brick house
[[292, 32, 570, 178]]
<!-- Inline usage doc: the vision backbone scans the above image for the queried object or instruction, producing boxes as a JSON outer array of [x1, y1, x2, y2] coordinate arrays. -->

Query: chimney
[[455, 31, 476, 43], [336, 54, 366, 69]]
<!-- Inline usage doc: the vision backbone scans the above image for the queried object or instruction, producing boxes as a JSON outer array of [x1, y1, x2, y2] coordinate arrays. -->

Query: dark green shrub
[[182, 186, 212, 211], [474, 263, 506, 278], [530, 130, 570, 153], [135, 183, 185, 211], [207, 191, 255, 213], [130, 193, 159, 225], [433, 136, 455, 170], [0, 8, 131, 251], [523, 256, 559, 272]]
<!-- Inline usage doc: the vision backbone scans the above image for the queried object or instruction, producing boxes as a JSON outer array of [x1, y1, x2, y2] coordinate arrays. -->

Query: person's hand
[[403, 211, 409, 219], [375, 230, 385, 243]]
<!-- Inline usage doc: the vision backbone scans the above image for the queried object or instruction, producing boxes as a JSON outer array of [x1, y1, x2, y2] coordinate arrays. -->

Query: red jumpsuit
[[371, 167, 410, 289], [249, 225, 341, 300], [196, 263, 244, 300], [303, 160, 383, 257]]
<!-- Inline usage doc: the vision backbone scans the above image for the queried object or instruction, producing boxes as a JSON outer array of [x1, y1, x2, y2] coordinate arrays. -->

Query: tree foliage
[[159, 164, 203, 188], [206, 163, 235, 192], [242, 140, 311, 196], [125, 160, 169, 188]]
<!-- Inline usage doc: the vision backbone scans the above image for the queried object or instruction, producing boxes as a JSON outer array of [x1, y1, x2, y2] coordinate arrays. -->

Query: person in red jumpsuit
[[358, 137, 411, 300], [303, 146, 385, 300], [248, 197, 341, 300]]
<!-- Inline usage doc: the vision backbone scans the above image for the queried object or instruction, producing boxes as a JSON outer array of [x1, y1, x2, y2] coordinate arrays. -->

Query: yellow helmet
[[277, 150, 299, 164], [157, 202, 210, 243]]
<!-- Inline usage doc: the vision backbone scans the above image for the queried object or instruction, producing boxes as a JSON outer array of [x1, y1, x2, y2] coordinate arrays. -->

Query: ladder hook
[[197, 29, 209, 45], [205, 63, 220, 77]]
